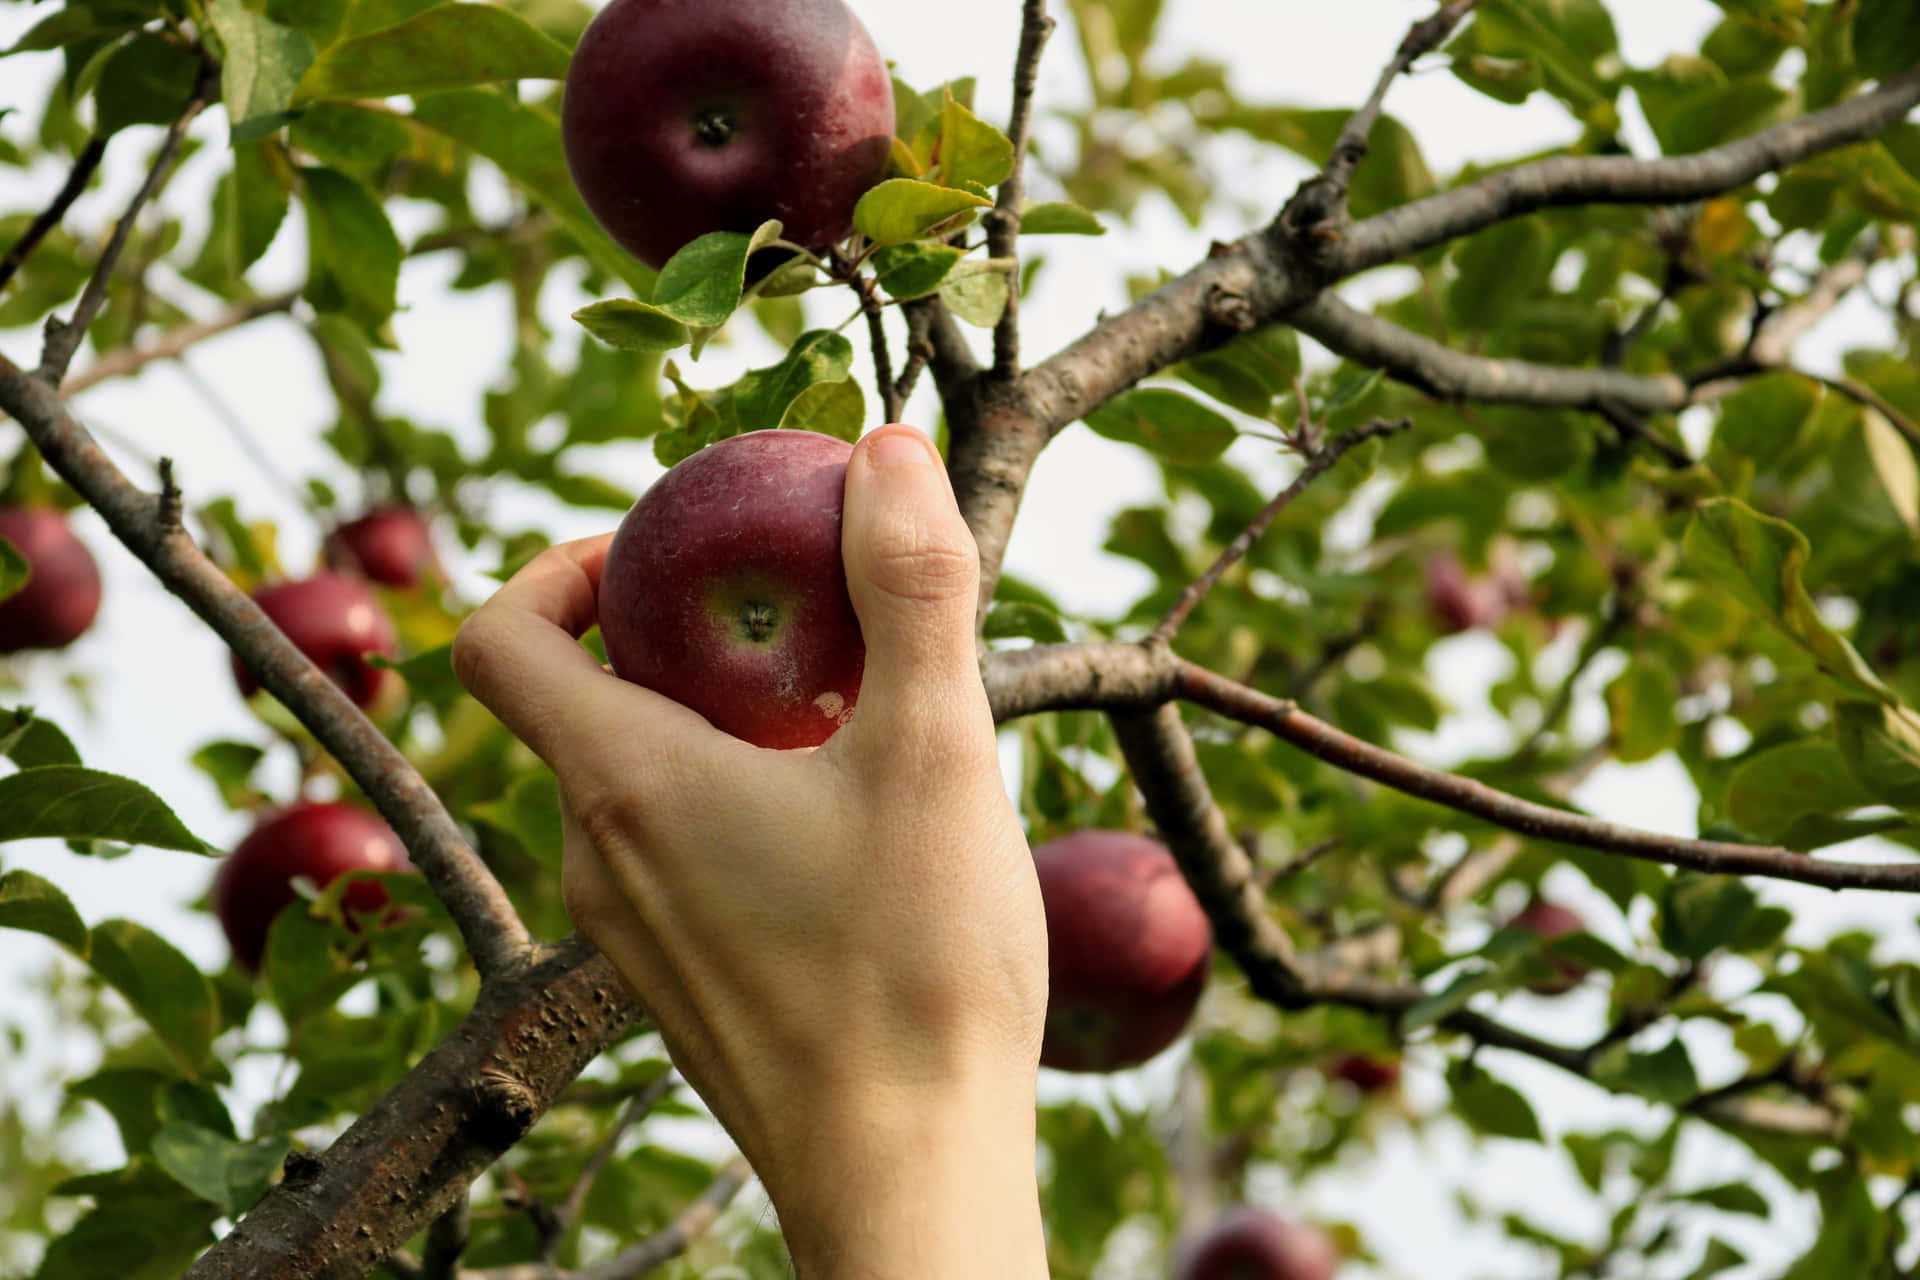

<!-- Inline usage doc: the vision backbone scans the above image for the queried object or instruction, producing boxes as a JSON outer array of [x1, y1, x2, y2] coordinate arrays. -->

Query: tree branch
[[39, 64, 218, 384], [54, 290, 300, 397], [0, 135, 107, 293], [546, 1071, 678, 1261], [0, 354, 533, 977], [1332, 69, 1920, 276], [422, 1195, 472, 1280], [1152, 416, 1410, 643], [988, 0, 1056, 378]]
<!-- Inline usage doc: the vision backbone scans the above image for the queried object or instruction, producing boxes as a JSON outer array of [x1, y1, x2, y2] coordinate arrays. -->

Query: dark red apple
[[233, 572, 400, 709], [0, 505, 102, 654], [599, 430, 864, 749], [1175, 1207, 1340, 1280], [324, 506, 440, 590], [562, 0, 895, 270], [1510, 897, 1589, 995], [1423, 551, 1508, 635], [1326, 1051, 1402, 1095], [213, 800, 413, 972], [1034, 830, 1213, 1073]]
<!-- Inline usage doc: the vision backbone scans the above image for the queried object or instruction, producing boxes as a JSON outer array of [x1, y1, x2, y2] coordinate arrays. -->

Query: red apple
[[562, 0, 895, 270], [598, 430, 865, 750], [213, 800, 414, 972], [1423, 551, 1508, 635], [1175, 1207, 1340, 1280], [1510, 897, 1589, 995], [233, 572, 400, 709], [0, 505, 102, 654], [324, 506, 440, 590], [1326, 1051, 1401, 1095], [1034, 830, 1213, 1073]]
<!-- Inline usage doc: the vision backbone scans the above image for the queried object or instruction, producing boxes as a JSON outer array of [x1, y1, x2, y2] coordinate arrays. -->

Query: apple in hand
[[1175, 1207, 1340, 1280], [598, 430, 865, 750], [562, 0, 894, 269], [233, 572, 400, 709], [213, 800, 413, 972], [1510, 897, 1589, 995], [0, 505, 102, 654], [324, 506, 440, 590], [1034, 830, 1213, 1073]]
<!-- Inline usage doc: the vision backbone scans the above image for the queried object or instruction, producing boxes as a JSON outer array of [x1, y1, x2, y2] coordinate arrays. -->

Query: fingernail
[[867, 428, 935, 470]]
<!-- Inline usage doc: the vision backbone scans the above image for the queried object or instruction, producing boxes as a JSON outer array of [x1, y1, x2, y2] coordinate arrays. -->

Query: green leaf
[[1678, 1182, 1771, 1217], [1710, 371, 1819, 469], [1605, 657, 1680, 764], [207, 0, 313, 140], [929, 93, 1015, 190], [1682, 498, 1895, 703], [412, 88, 653, 294], [0, 765, 209, 853], [1447, 1060, 1543, 1140], [872, 242, 966, 299], [735, 331, 855, 435], [1659, 872, 1758, 961], [229, 140, 293, 276], [1725, 738, 1874, 841], [776, 378, 865, 440], [650, 224, 781, 328], [1176, 325, 1300, 418], [301, 166, 401, 327], [387, 642, 463, 704], [939, 265, 1010, 327], [95, 33, 202, 136], [189, 741, 267, 809], [263, 900, 365, 1025], [1018, 201, 1105, 235], [470, 769, 562, 867], [1083, 388, 1236, 463], [151, 1122, 289, 1215], [1862, 409, 1920, 538], [1855, 0, 1920, 82], [0, 707, 81, 768], [1834, 700, 1920, 810], [87, 919, 220, 1077], [297, 4, 568, 101], [0, 532, 27, 603], [30, 1162, 216, 1280], [853, 178, 989, 246], [984, 601, 1069, 645], [1447, 217, 1552, 332], [573, 299, 691, 354], [0, 868, 88, 953], [1591, 1038, 1699, 1104]]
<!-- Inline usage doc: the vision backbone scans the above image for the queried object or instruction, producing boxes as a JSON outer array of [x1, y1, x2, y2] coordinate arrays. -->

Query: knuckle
[[864, 515, 979, 603]]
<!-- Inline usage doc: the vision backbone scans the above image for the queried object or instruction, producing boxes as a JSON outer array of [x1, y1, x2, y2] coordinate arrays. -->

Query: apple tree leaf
[[0, 707, 80, 768], [853, 178, 989, 246], [88, 919, 222, 1078], [469, 769, 563, 868], [206, 0, 312, 141], [872, 243, 965, 300], [1862, 409, 1920, 538], [1019, 201, 1106, 235], [1175, 324, 1300, 417], [648, 222, 783, 328], [939, 265, 1010, 327], [777, 378, 865, 441], [1590, 1038, 1700, 1104], [573, 300, 691, 354], [0, 868, 89, 954], [0, 765, 211, 853], [1446, 1059, 1542, 1140], [930, 93, 1014, 191], [0, 533, 28, 603], [412, 88, 653, 295], [94, 33, 201, 137], [1083, 388, 1237, 463], [984, 601, 1068, 645], [296, 5, 568, 102], [735, 331, 855, 435], [151, 1122, 290, 1216], [1725, 737, 1875, 841], [1835, 700, 1920, 811], [300, 166, 401, 328]]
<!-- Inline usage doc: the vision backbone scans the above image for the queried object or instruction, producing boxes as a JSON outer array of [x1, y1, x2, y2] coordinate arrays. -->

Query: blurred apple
[[325, 506, 440, 590], [233, 572, 401, 709], [0, 505, 101, 654], [1175, 1206, 1340, 1280]]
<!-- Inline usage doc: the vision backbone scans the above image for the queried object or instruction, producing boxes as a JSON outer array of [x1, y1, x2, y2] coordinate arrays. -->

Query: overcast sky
[[3, 2, 1915, 1276]]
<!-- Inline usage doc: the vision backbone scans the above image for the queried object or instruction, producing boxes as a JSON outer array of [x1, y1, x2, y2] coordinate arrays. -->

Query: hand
[[453, 425, 1050, 1278]]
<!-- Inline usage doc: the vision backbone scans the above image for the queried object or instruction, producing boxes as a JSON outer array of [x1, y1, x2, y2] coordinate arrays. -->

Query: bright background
[[3, 2, 1914, 1275]]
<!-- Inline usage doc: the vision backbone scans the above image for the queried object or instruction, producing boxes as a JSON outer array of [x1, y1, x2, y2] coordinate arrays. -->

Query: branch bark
[[988, 0, 1056, 378], [0, 135, 106, 293]]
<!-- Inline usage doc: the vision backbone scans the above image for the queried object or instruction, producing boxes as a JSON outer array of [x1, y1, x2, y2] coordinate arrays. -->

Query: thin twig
[[1509, 602, 1632, 765], [989, 0, 1055, 378], [422, 1195, 471, 1280], [0, 136, 107, 293], [892, 298, 936, 409], [1152, 417, 1410, 642], [57, 290, 300, 397], [546, 1071, 678, 1261], [39, 64, 217, 385], [862, 291, 901, 421]]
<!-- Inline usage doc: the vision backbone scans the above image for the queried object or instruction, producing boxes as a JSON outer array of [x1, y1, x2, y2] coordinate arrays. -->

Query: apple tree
[[3, 0, 1920, 1276]]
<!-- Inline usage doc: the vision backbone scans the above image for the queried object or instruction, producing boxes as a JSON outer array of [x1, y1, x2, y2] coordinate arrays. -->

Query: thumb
[[839, 425, 982, 729]]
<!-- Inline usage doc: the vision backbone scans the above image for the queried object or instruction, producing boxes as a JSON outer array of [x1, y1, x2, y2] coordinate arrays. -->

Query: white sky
[[3, 2, 1916, 1276]]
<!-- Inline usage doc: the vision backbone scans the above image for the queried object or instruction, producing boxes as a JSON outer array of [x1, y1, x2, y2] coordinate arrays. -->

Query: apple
[[233, 572, 401, 709], [1175, 1207, 1340, 1280], [1325, 1051, 1401, 1095], [1510, 897, 1589, 995], [1422, 550, 1508, 635], [562, 0, 895, 270], [1033, 830, 1213, 1073], [324, 506, 440, 590], [213, 800, 414, 972], [599, 430, 865, 749], [0, 505, 102, 654]]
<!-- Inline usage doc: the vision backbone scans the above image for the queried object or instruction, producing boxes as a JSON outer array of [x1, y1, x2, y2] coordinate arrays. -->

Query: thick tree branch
[[39, 64, 217, 384], [982, 641, 1920, 893], [0, 136, 107, 293], [1153, 416, 1410, 643], [988, 0, 1055, 378], [1333, 69, 1920, 276], [0, 354, 533, 976]]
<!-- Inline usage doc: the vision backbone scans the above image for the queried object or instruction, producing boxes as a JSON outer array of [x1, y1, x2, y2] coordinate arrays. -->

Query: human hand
[[453, 425, 1049, 1277]]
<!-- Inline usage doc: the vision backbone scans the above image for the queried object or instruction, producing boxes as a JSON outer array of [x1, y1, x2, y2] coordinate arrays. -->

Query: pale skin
[[453, 425, 1052, 1278]]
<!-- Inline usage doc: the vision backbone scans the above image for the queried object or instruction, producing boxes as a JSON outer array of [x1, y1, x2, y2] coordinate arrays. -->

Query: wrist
[[763, 1074, 1047, 1279]]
